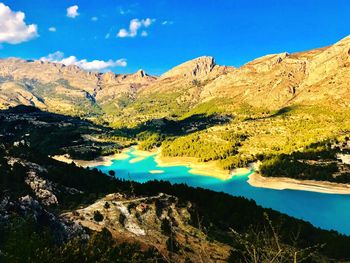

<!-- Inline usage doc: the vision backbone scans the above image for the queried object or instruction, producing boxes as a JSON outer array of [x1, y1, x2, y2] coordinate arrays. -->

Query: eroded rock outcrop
[[161, 56, 231, 80]]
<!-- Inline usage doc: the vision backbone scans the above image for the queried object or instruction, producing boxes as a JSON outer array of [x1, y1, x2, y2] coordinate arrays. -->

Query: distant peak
[[192, 55, 215, 63], [136, 69, 146, 77], [162, 56, 217, 79], [188, 56, 216, 70]]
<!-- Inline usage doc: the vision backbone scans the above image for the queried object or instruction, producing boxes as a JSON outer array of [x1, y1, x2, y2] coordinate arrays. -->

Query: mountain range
[[1, 35, 350, 124]]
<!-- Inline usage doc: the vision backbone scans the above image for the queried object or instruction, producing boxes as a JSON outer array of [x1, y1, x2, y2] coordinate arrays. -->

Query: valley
[[2, 35, 350, 262]]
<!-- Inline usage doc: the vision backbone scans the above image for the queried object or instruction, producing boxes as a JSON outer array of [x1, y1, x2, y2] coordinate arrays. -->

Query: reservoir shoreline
[[248, 172, 350, 195], [52, 146, 350, 195]]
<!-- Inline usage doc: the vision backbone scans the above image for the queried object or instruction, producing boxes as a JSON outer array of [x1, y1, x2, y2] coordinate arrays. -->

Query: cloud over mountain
[[40, 51, 127, 71]]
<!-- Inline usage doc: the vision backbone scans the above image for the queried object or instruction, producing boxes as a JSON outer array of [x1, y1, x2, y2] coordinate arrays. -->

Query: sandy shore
[[133, 147, 160, 157], [128, 147, 158, 163], [51, 146, 159, 167], [248, 172, 350, 194], [155, 154, 235, 180], [149, 170, 165, 174], [51, 149, 130, 167]]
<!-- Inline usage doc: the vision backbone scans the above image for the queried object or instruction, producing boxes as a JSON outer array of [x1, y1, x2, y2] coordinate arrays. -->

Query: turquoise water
[[95, 148, 350, 235]]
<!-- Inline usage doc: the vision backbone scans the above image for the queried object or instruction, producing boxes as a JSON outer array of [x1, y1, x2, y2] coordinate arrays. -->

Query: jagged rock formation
[[161, 56, 233, 80], [0, 156, 88, 243], [6, 157, 84, 207], [195, 35, 350, 109]]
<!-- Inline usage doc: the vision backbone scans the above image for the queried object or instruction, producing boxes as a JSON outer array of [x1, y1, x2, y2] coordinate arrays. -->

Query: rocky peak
[[101, 71, 117, 82], [136, 69, 146, 78], [126, 69, 157, 83], [161, 56, 217, 79]]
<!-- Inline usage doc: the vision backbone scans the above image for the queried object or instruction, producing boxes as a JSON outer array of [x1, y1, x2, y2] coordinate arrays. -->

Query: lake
[[95, 148, 350, 235]]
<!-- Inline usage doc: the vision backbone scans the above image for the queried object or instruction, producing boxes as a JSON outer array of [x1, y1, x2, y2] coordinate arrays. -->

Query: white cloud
[[67, 5, 79, 18], [40, 51, 127, 72], [117, 18, 155, 38], [119, 8, 132, 15], [142, 18, 153, 27], [91, 16, 98, 21], [48, 27, 56, 32], [0, 3, 38, 44], [105, 33, 110, 39], [162, 20, 173, 25], [117, 29, 129, 38]]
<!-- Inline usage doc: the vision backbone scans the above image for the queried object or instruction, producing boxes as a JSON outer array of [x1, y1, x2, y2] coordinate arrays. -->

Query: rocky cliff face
[[197, 35, 350, 108], [161, 56, 231, 79], [95, 69, 156, 104], [136, 35, 350, 115]]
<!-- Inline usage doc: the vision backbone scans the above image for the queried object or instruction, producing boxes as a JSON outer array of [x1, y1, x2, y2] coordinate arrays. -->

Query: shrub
[[93, 211, 104, 222], [161, 218, 172, 236], [119, 213, 127, 227], [108, 170, 116, 177]]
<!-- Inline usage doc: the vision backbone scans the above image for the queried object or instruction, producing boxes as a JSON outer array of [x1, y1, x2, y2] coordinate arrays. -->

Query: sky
[[0, 0, 350, 75]]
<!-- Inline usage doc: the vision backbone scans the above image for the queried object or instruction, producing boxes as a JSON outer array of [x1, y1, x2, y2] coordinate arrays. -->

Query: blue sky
[[1, 0, 350, 75]]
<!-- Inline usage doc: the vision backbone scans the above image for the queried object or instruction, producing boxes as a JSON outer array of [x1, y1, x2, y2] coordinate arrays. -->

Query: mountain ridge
[[1, 35, 350, 121]]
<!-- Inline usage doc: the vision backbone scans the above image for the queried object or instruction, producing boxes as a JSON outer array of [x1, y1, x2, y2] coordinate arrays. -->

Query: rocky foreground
[[63, 192, 230, 262]]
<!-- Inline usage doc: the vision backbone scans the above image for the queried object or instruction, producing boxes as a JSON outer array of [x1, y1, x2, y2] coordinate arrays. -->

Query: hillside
[[0, 105, 135, 160]]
